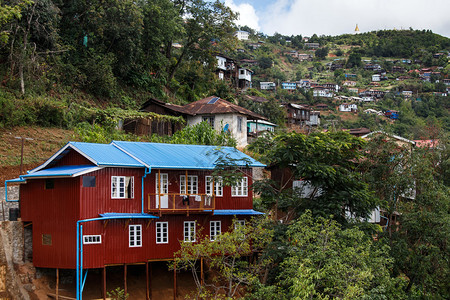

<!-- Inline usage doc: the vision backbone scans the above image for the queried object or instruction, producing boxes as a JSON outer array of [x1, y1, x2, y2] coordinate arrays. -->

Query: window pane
[[82, 176, 96, 187]]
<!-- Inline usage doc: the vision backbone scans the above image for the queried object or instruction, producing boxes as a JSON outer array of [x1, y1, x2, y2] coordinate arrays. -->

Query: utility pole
[[15, 137, 33, 175]]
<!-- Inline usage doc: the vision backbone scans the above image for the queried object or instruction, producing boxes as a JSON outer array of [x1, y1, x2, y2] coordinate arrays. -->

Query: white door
[[156, 173, 168, 208]]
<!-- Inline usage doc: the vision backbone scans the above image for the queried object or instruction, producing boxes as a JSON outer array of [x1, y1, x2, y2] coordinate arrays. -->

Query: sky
[[224, 0, 450, 38]]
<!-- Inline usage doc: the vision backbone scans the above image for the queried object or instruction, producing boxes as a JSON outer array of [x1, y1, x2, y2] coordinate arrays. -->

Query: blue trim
[[76, 213, 158, 299], [4, 178, 26, 202], [21, 165, 98, 178], [212, 209, 264, 216], [98, 213, 158, 219]]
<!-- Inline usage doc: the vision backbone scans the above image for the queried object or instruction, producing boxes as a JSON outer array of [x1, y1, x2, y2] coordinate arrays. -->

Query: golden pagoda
[[354, 24, 360, 34]]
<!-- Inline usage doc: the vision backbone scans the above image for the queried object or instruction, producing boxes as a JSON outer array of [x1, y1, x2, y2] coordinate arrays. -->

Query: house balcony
[[148, 193, 215, 215]]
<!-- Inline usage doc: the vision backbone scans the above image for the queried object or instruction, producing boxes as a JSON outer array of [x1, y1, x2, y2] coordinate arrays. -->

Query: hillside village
[[0, 1, 449, 299]]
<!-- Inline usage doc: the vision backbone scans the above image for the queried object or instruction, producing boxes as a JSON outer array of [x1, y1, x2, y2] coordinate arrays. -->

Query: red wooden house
[[6, 141, 264, 299]]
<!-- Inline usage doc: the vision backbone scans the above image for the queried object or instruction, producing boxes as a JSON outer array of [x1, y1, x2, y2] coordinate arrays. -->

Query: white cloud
[[258, 0, 450, 37], [225, 0, 261, 31]]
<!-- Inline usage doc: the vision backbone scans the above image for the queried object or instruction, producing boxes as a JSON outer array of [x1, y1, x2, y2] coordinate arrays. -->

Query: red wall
[[20, 177, 80, 268], [80, 215, 250, 268], [20, 149, 257, 269]]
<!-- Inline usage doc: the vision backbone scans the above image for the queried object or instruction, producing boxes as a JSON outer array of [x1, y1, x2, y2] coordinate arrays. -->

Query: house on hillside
[[182, 96, 266, 147], [385, 110, 399, 120], [339, 103, 357, 112], [234, 30, 249, 40], [282, 103, 310, 126], [348, 87, 359, 94], [247, 119, 277, 137], [343, 81, 357, 86], [5, 141, 264, 298], [260, 82, 276, 91], [313, 87, 333, 98], [123, 98, 188, 137], [281, 82, 297, 91], [297, 53, 313, 62], [305, 111, 320, 126], [304, 43, 319, 49], [238, 68, 253, 90], [216, 54, 238, 82]]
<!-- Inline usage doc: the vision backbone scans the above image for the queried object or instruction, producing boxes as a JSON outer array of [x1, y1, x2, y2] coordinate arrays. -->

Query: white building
[[372, 74, 381, 82], [313, 88, 333, 98], [339, 103, 358, 112], [260, 82, 276, 90], [182, 96, 265, 147], [234, 30, 249, 41]]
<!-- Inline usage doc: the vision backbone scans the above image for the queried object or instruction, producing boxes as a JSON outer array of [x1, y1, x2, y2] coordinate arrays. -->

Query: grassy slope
[[0, 127, 77, 185]]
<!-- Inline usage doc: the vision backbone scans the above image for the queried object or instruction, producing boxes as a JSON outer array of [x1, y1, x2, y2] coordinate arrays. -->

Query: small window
[[184, 221, 196, 242], [205, 176, 223, 196], [210, 221, 221, 241], [45, 179, 54, 190], [237, 117, 243, 132], [156, 222, 168, 244], [129, 225, 142, 247], [232, 177, 248, 197], [111, 176, 134, 199], [82, 176, 96, 187], [235, 220, 245, 229], [202, 116, 215, 127], [180, 175, 198, 194], [42, 234, 52, 246], [83, 235, 101, 244]]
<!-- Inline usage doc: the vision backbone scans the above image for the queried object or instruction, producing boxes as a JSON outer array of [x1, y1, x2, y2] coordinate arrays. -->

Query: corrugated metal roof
[[23, 165, 100, 178], [70, 142, 145, 167], [99, 213, 158, 219], [181, 96, 266, 120], [113, 141, 265, 169], [212, 209, 264, 215]]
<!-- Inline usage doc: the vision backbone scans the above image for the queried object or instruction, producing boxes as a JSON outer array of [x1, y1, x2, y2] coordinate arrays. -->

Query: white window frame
[[156, 222, 168, 244], [180, 175, 198, 194], [129, 224, 142, 247], [232, 177, 248, 197], [83, 235, 101, 244], [184, 221, 196, 242], [205, 176, 223, 196], [210, 221, 221, 241], [111, 176, 134, 199], [234, 220, 245, 229]]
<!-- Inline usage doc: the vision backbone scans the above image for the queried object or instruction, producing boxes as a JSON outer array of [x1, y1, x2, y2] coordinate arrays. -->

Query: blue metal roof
[[5, 178, 26, 183], [212, 209, 264, 216], [22, 165, 100, 178], [112, 141, 265, 169], [70, 142, 144, 167], [99, 213, 158, 219]]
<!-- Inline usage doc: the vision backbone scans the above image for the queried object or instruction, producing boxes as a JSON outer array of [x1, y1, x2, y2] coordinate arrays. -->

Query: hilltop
[[0, 0, 448, 175]]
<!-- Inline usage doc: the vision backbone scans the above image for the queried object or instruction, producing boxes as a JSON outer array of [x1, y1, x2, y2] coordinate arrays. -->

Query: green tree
[[249, 211, 406, 300], [172, 218, 273, 299], [346, 52, 362, 68], [166, 0, 237, 83], [314, 47, 328, 60], [251, 131, 379, 223], [386, 144, 450, 298]]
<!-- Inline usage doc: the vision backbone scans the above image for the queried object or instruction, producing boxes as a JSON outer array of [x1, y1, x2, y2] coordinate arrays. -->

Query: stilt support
[[124, 264, 128, 296], [173, 263, 177, 300], [103, 266, 106, 300], [56, 268, 59, 300]]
